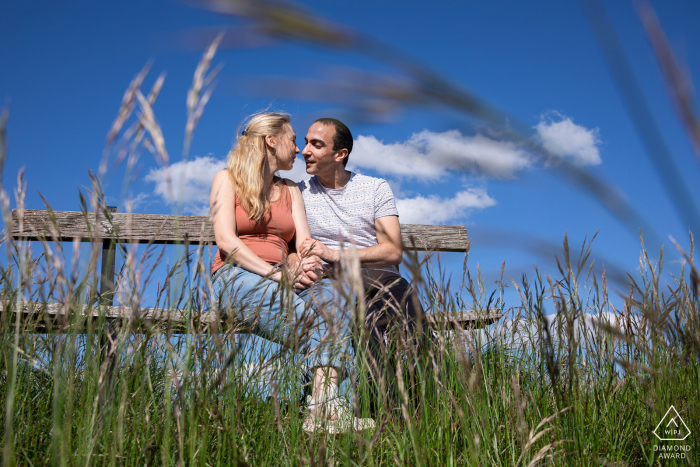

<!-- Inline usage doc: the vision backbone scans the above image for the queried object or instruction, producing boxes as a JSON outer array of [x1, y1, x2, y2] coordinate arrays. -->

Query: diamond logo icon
[[654, 406, 691, 441]]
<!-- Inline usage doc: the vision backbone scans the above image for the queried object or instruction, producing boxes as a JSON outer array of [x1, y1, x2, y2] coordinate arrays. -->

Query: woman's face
[[272, 124, 300, 171]]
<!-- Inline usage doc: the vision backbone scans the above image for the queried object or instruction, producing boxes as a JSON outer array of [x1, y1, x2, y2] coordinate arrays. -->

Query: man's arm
[[299, 215, 402, 268]]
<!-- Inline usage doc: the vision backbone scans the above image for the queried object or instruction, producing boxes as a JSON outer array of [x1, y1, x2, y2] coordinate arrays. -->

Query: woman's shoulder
[[213, 169, 235, 189], [213, 169, 231, 181], [276, 178, 303, 207], [278, 177, 301, 193], [211, 170, 237, 205]]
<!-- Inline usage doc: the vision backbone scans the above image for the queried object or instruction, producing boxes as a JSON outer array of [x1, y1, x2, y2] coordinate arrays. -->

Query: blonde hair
[[227, 112, 291, 221]]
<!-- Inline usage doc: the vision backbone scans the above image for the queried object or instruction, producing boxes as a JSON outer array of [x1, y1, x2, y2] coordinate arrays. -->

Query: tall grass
[[1, 177, 698, 466], [2, 1, 700, 464]]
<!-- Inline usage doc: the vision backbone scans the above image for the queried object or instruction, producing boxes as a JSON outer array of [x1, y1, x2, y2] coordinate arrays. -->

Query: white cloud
[[144, 156, 225, 214], [350, 130, 531, 180], [348, 115, 601, 181], [535, 113, 602, 165], [395, 188, 496, 224], [125, 192, 151, 211]]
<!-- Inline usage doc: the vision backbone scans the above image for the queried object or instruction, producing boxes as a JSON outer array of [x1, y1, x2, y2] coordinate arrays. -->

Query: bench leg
[[97, 207, 118, 418]]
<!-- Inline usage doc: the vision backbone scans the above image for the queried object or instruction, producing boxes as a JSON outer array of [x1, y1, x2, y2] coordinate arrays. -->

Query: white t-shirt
[[298, 173, 399, 270]]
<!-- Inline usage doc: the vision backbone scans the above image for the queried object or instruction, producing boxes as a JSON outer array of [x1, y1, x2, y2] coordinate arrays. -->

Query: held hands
[[300, 254, 324, 280], [284, 254, 303, 279], [293, 255, 324, 291], [285, 253, 324, 291], [287, 237, 336, 291], [299, 237, 339, 263]]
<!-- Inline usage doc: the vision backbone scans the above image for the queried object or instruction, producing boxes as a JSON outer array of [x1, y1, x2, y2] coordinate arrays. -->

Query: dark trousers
[[357, 268, 429, 416]]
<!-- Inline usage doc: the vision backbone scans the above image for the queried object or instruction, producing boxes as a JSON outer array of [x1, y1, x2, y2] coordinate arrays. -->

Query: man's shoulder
[[349, 173, 388, 189], [297, 176, 320, 194]]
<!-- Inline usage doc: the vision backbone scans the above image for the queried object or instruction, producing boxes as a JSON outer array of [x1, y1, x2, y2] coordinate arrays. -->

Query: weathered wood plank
[[10, 210, 470, 252], [1, 301, 500, 332], [401, 223, 469, 252]]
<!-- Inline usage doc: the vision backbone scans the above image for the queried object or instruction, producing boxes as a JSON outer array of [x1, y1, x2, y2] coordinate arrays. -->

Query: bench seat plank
[[11, 210, 470, 252], [1, 301, 501, 332]]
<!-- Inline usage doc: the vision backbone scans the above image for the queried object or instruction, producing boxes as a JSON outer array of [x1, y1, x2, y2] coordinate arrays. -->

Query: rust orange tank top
[[211, 182, 295, 275]]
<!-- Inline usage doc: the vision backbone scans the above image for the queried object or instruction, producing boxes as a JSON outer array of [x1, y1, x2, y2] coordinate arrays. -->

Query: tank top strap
[[272, 177, 292, 206], [281, 179, 292, 202]]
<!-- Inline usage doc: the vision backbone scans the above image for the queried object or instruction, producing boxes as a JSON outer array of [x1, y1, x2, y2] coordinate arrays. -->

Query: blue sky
[[2, 0, 700, 309]]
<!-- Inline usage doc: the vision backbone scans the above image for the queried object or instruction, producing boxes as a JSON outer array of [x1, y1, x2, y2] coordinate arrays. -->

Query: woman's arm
[[283, 179, 311, 254], [282, 179, 324, 288], [210, 170, 282, 282]]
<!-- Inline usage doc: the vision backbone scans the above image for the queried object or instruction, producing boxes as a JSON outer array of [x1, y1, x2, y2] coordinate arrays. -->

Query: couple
[[209, 113, 425, 434]]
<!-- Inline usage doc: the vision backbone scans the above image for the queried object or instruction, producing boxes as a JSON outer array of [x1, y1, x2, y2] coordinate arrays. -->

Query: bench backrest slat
[[10, 210, 470, 252]]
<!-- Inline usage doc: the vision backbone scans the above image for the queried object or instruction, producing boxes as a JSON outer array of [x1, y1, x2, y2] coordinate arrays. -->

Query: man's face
[[302, 122, 342, 176]]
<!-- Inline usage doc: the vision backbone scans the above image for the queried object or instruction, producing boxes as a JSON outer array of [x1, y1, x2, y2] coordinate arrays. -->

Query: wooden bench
[[4, 208, 502, 332]]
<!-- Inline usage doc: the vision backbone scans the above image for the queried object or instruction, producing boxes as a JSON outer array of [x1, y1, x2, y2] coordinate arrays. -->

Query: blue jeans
[[211, 265, 354, 375]]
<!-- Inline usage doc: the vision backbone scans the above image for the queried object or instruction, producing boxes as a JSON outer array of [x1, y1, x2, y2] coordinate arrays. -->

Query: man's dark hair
[[315, 118, 353, 166]]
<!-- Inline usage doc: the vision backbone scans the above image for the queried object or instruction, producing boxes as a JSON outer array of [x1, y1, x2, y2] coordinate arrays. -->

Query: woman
[[209, 112, 373, 433]]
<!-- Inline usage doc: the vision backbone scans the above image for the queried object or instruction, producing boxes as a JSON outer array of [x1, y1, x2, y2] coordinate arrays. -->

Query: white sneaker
[[303, 394, 376, 434]]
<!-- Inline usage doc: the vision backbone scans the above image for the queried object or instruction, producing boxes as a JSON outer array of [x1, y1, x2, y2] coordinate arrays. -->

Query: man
[[296, 118, 427, 418]]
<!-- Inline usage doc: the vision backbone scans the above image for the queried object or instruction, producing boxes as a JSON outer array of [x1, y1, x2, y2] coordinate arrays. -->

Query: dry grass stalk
[[114, 70, 167, 168], [637, 0, 700, 164], [185, 32, 224, 158], [106, 62, 152, 146]]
